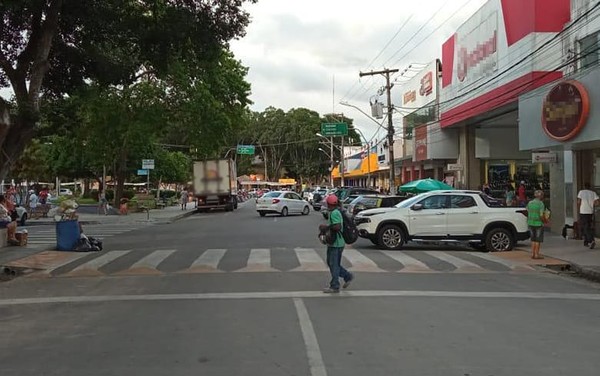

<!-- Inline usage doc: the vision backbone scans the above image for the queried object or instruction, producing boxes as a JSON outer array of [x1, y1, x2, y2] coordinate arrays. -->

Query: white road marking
[[234, 248, 278, 272], [382, 251, 432, 272], [180, 249, 226, 273], [115, 250, 176, 275], [469, 252, 536, 271], [2, 290, 600, 306], [293, 298, 328, 376], [64, 250, 130, 277], [424, 251, 487, 272], [343, 248, 385, 272], [37, 253, 89, 276], [292, 248, 328, 272]]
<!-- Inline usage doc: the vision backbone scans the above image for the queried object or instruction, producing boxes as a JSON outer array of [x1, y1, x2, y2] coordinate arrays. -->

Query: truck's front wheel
[[377, 225, 405, 250]]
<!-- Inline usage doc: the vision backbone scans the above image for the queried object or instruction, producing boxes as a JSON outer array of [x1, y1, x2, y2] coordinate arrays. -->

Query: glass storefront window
[[580, 32, 599, 70]]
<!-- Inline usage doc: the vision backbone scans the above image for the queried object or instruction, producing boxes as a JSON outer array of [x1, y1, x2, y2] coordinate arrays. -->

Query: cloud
[[231, 0, 490, 139]]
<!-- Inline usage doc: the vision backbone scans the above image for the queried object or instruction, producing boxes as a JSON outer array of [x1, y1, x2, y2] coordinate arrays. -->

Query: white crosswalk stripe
[[468, 252, 536, 271], [382, 251, 431, 272], [64, 250, 131, 277], [27, 248, 542, 277], [291, 248, 328, 272], [234, 249, 278, 272], [344, 248, 386, 272], [180, 249, 226, 273], [424, 251, 487, 272], [115, 249, 176, 276]]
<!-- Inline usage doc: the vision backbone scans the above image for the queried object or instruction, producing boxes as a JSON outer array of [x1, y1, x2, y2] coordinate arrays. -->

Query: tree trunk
[[0, 107, 38, 181]]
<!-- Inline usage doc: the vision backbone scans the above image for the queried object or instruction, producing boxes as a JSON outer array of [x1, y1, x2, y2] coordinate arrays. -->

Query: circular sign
[[541, 80, 590, 141]]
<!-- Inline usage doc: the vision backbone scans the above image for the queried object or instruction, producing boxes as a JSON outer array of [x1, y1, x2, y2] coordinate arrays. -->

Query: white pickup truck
[[354, 190, 530, 252]]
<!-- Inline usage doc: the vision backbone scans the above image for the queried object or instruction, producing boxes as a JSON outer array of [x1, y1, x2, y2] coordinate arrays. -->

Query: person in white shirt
[[577, 182, 599, 249]]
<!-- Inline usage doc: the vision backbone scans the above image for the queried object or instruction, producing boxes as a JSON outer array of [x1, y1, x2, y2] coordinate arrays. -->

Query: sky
[[229, 0, 489, 141]]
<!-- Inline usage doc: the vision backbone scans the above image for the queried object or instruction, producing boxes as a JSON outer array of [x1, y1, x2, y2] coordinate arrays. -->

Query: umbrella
[[400, 178, 454, 193]]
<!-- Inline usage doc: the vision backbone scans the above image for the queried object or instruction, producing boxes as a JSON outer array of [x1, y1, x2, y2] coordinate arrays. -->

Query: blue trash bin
[[56, 220, 80, 251]]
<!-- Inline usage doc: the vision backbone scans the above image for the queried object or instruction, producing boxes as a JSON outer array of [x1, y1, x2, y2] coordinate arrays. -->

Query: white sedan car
[[256, 191, 310, 217]]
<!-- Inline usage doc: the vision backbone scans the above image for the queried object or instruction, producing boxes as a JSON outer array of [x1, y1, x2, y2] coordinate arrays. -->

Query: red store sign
[[541, 80, 590, 141]]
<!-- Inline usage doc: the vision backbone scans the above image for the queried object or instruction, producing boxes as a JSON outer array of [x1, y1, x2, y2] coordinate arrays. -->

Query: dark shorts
[[0, 220, 10, 228], [530, 226, 544, 242]]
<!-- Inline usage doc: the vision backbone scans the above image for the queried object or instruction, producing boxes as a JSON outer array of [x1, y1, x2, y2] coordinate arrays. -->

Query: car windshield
[[349, 196, 363, 205], [395, 193, 426, 208], [263, 192, 280, 198]]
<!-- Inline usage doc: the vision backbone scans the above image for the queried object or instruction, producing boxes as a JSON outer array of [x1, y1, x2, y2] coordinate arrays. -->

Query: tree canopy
[[0, 0, 256, 180]]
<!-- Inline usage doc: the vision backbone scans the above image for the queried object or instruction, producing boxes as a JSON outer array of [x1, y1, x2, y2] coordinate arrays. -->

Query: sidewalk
[[517, 232, 600, 282], [0, 205, 197, 266]]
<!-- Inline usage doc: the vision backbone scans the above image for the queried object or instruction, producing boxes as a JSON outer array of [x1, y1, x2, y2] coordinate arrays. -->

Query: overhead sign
[[532, 152, 558, 163], [237, 145, 255, 155], [401, 60, 438, 109], [439, 0, 570, 127], [414, 125, 428, 162], [542, 80, 590, 141], [320, 122, 348, 136], [142, 159, 155, 169], [447, 163, 463, 171], [137, 169, 149, 176]]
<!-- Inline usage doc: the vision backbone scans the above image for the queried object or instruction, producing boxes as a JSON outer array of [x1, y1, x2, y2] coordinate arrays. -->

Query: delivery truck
[[193, 159, 238, 212]]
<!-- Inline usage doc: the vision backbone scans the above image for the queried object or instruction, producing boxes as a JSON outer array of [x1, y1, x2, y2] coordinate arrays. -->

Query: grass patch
[[76, 198, 98, 205]]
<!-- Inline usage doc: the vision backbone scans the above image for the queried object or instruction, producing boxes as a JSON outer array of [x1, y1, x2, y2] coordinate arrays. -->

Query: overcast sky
[[230, 0, 489, 141]]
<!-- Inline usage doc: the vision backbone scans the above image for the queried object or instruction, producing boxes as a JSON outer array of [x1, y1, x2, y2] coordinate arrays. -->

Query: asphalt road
[[2, 200, 600, 376]]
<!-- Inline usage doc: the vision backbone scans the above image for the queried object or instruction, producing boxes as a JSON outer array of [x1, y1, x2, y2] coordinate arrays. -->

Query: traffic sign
[[236, 145, 255, 155], [142, 159, 155, 169], [320, 122, 348, 136], [137, 169, 149, 176]]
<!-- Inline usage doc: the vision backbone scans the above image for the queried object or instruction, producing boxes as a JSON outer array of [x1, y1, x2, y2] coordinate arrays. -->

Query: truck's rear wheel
[[485, 228, 514, 252]]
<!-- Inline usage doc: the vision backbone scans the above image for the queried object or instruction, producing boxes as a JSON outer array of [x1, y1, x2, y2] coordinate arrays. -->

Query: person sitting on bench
[[0, 195, 19, 245]]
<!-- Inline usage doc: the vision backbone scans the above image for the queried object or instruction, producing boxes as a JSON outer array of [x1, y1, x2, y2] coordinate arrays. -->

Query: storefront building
[[519, 0, 600, 232], [439, 0, 571, 198], [401, 60, 459, 187]]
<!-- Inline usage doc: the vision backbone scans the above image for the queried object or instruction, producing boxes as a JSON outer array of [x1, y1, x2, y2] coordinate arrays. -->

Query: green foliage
[[0, 0, 256, 180], [233, 108, 363, 184]]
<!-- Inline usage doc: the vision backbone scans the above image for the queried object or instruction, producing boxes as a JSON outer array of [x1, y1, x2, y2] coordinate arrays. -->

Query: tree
[[0, 0, 256, 179], [236, 107, 362, 184]]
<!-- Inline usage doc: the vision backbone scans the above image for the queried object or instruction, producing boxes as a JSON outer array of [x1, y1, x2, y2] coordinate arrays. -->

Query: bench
[[30, 203, 51, 219]]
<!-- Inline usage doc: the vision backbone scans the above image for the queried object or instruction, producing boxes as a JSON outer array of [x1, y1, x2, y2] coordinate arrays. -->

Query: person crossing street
[[319, 194, 354, 293]]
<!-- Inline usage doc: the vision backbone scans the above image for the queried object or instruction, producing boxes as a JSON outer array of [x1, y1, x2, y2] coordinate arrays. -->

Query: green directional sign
[[320, 122, 348, 136], [236, 145, 255, 155]]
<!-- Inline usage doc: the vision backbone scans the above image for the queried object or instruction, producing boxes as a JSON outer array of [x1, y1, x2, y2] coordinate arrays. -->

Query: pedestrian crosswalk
[[15, 247, 539, 278], [23, 224, 150, 246]]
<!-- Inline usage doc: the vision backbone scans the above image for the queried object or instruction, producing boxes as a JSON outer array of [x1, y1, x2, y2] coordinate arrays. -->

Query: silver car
[[256, 191, 311, 217]]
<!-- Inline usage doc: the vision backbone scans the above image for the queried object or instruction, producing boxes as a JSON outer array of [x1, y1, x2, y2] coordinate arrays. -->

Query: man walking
[[319, 195, 353, 293], [577, 182, 599, 249]]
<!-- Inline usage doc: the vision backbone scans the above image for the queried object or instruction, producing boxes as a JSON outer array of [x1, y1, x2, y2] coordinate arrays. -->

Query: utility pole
[[359, 68, 399, 194]]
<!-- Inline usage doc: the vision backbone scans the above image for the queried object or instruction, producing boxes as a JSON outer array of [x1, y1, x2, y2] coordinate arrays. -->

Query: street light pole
[[350, 126, 371, 187], [359, 68, 399, 194]]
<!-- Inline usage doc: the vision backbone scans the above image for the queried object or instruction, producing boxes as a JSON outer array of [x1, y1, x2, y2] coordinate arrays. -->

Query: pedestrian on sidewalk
[[180, 188, 188, 210], [517, 181, 527, 207], [318, 194, 353, 294], [98, 190, 108, 215], [577, 182, 599, 249], [527, 190, 546, 259]]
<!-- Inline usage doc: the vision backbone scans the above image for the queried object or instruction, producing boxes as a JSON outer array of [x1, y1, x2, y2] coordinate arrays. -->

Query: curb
[[569, 263, 600, 283], [163, 209, 198, 224]]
